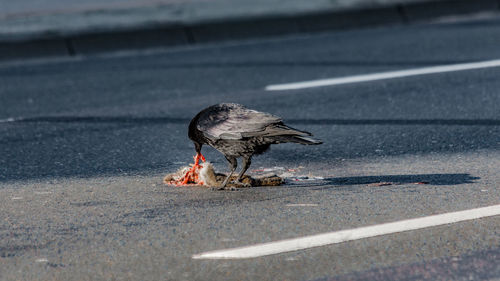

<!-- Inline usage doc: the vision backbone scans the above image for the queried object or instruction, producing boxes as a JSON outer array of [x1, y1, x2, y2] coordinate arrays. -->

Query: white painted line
[[192, 204, 500, 259], [0, 117, 17, 123], [265, 59, 500, 91], [0, 56, 83, 69], [11, 197, 23, 200], [35, 258, 48, 263]]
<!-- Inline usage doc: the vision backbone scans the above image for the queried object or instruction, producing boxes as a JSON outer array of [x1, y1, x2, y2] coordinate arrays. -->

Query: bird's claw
[[230, 180, 251, 188], [211, 180, 247, 191]]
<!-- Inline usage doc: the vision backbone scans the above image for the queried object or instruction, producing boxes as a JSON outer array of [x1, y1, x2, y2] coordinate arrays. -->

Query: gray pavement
[[2, 0, 500, 61], [0, 0, 431, 39], [1, 13, 500, 280]]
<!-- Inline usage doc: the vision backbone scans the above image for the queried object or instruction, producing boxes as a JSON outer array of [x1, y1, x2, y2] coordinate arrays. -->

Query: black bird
[[187, 103, 322, 188]]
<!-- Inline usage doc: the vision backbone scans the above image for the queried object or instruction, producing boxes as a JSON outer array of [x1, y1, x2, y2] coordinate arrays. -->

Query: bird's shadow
[[1, 115, 496, 182], [111, 173, 478, 228], [283, 173, 479, 191]]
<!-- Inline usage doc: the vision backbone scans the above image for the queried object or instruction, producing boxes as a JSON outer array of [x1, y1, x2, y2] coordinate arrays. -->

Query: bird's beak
[[194, 142, 202, 154]]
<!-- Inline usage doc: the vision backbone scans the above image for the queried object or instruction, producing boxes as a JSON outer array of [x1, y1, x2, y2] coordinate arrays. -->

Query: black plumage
[[188, 103, 322, 188]]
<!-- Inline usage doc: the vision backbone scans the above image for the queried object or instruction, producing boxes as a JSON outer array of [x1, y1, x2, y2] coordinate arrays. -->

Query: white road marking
[[0, 117, 17, 123], [192, 204, 500, 259], [35, 258, 48, 263], [0, 56, 83, 69], [265, 59, 500, 91]]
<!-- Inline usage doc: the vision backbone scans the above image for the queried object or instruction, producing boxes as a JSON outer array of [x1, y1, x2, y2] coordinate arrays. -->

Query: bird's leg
[[234, 156, 251, 186], [235, 157, 251, 181], [220, 157, 237, 189]]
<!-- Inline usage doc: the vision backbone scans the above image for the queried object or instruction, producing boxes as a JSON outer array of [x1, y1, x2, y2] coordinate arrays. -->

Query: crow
[[186, 103, 322, 188]]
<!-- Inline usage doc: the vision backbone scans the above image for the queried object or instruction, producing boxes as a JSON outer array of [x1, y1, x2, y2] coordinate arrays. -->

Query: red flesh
[[175, 153, 206, 186]]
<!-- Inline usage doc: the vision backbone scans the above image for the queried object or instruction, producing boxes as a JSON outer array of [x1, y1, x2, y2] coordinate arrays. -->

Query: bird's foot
[[230, 180, 251, 188], [212, 179, 243, 191]]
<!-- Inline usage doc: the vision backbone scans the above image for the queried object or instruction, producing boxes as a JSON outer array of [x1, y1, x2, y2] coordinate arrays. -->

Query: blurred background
[[1, 0, 498, 54]]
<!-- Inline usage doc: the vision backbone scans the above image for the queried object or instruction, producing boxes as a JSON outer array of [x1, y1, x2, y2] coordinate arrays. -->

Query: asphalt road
[[1, 14, 500, 280]]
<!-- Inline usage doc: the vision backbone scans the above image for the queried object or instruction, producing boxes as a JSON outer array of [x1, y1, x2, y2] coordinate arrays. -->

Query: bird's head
[[188, 110, 205, 155], [193, 141, 202, 154]]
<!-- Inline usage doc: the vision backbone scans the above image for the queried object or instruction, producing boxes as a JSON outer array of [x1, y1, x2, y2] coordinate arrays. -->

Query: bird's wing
[[197, 104, 282, 140]]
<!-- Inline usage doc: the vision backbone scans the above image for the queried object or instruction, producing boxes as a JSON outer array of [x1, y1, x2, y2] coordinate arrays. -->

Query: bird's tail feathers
[[262, 124, 322, 145], [271, 135, 322, 145], [290, 135, 322, 145], [274, 124, 312, 136]]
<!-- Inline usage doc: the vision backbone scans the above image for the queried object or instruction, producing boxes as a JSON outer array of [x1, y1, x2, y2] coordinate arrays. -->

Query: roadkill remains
[[164, 162, 284, 189]]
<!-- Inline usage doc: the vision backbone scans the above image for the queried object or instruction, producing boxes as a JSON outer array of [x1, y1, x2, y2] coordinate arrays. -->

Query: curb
[[1, 0, 499, 61]]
